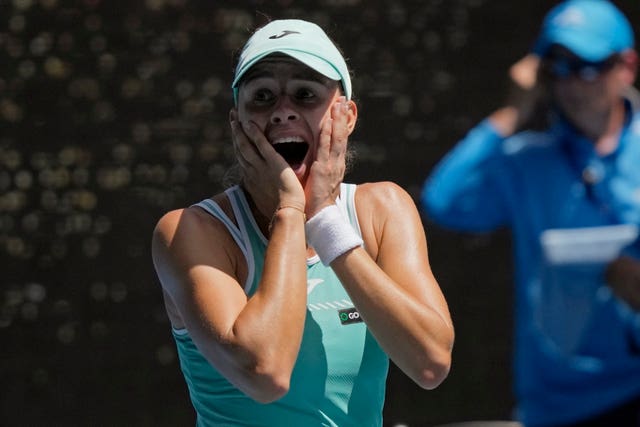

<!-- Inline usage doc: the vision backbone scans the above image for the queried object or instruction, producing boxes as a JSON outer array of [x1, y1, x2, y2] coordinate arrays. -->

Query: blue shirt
[[421, 101, 640, 426]]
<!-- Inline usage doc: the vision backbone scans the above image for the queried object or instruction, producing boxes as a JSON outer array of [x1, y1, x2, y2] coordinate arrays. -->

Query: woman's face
[[235, 55, 355, 183]]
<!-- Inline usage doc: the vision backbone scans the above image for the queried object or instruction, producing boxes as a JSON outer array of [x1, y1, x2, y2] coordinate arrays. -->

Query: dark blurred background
[[1, 1, 638, 426]]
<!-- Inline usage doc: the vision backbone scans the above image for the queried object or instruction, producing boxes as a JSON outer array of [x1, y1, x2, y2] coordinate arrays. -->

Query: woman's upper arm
[[151, 207, 248, 355], [359, 182, 451, 322], [152, 205, 306, 402]]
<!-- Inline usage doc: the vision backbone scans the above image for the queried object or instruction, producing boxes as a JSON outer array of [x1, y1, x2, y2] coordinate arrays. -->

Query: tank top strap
[[337, 182, 362, 238], [224, 186, 268, 295], [225, 186, 269, 246], [191, 190, 255, 294]]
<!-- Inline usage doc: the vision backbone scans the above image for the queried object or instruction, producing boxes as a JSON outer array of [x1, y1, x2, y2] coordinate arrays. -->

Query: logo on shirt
[[307, 278, 323, 295], [338, 307, 363, 325]]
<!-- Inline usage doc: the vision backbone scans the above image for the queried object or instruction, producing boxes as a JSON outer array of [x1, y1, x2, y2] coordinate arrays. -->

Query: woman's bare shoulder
[[355, 181, 414, 210], [153, 193, 232, 242], [154, 205, 211, 243]]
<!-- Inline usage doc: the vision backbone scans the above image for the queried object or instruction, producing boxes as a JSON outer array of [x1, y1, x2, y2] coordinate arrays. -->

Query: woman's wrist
[[305, 204, 363, 266], [268, 205, 306, 233]]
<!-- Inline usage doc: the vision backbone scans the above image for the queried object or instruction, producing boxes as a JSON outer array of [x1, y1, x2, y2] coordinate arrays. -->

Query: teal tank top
[[172, 183, 389, 427]]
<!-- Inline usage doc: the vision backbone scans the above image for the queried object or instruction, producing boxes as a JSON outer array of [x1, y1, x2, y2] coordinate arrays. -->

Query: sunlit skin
[[152, 54, 454, 404]]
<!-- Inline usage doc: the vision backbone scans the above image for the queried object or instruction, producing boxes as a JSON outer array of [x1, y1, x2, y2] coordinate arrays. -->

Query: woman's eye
[[296, 88, 315, 100], [254, 90, 274, 103]]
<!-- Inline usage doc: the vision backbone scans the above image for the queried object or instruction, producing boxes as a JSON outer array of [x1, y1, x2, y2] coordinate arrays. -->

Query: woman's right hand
[[230, 110, 305, 219]]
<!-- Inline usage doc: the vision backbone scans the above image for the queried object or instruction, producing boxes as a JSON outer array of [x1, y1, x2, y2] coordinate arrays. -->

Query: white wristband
[[305, 204, 363, 266]]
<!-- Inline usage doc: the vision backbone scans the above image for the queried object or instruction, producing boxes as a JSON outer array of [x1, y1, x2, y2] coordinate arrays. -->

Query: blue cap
[[533, 0, 634, 61], [232, 19, 351, 104]]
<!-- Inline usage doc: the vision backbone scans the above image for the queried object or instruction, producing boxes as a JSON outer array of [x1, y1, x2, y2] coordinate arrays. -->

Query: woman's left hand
[[304, 96, 350, 218]]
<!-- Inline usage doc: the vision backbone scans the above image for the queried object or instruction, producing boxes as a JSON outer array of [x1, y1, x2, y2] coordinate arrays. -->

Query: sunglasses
[[544, 54, 620, 81]]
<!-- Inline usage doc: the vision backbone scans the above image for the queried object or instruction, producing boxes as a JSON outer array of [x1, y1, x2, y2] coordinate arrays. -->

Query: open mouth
[[272, 137, 309, 168]]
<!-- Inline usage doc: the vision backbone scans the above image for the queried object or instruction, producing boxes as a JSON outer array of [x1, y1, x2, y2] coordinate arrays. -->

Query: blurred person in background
[[421, 0, 640, 426], [152, 19, 453, 426]]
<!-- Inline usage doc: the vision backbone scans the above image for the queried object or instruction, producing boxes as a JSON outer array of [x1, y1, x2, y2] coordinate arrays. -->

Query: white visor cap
[[232, 19, 351, 104]]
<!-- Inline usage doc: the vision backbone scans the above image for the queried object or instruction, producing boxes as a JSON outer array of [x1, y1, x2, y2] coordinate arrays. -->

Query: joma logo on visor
[[338, 307, 362, 325], [269, 30, 300, 40]]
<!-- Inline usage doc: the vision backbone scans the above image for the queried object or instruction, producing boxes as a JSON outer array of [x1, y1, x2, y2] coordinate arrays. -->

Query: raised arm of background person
[[331, 181, 454, 389], [420, 55, 545, 231], [151, 117, 309, 404], [420, 118, 510, 231], [496, 54, 547, 135]]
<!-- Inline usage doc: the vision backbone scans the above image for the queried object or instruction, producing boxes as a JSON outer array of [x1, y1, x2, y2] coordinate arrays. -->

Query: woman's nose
[[270, 98, 299, 124]]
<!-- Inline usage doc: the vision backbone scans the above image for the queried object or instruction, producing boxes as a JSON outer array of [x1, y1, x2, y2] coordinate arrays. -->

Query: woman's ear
[[346, 100, 358, 134], [229, 108, 238, 124]]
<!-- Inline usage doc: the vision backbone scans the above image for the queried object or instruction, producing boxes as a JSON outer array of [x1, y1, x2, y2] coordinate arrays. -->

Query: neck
[[241, 184, 270, 236]]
